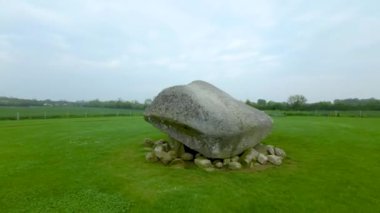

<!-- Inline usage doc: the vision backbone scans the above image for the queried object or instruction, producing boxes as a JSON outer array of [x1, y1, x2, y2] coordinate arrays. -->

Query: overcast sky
[[0, 0, 379, 103]]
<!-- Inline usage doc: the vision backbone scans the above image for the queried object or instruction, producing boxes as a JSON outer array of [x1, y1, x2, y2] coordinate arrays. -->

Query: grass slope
[[0, 117, 379, 212]]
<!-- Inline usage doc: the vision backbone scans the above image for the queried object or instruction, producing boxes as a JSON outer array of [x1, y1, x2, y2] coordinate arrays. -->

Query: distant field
[[0, 106, 143, 120], [0, 116, 379, 212], [266, 110, 380, 117], [1, 106, 379, 121]]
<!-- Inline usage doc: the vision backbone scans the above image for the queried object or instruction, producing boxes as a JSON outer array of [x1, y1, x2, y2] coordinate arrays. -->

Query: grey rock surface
[[153, 145, 165, 158], [194, 158, 213, 169], [267, 155, 282, 165], [228, 162, 242, 170], [274, 147, 286, 157], [153, 144, 174, 165], [213, 160, 224, 168], [253, 143, 267, 154], [266, 145, 275, 155], [168, 150, 177, 158], [240, 148, 259, 166], [145, 152, 158, 162], [223, 158, 231, 166], [195, 153, 203, 159], [257, 153, 268, 165], [170, 158, 185, 168], [180, 152, 194, 161], [231, 156, 240, 162], [159, 152, 174, 165], [144, 80, 273, 158], [144, 138, 154, 147]]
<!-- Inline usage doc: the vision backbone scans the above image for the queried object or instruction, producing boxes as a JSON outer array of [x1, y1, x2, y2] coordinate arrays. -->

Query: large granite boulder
[[144, 80, 273, 159]]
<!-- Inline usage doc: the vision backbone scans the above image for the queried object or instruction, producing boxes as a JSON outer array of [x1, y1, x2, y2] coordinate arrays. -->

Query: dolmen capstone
[[144, 80, 273, 159]]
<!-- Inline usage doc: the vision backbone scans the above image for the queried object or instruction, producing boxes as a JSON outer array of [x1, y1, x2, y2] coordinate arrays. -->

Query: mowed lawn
[[0, 116, 379, 212]]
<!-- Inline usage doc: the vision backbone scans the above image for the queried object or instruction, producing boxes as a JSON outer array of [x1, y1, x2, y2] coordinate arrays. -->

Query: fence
[[0, 107, 144, 120], [265, 110, 380, 118]]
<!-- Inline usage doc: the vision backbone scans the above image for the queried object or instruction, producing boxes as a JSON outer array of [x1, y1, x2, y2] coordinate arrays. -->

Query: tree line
[[0, 97, 152, 110], [246, 95, 380, 111]]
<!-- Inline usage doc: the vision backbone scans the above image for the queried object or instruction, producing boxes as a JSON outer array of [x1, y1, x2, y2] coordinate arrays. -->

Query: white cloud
[[0, 0, 379, 102], [54, 53, 124, 71], [225, 39, 249, 50], [49, 34, 71, 50], [0, 35, 14, 63], [0, 51, 12, 63], [0, 35, 12, 48], [146, 57, 187, 70], [216, 51, 259, 62], [4, 1, 70, 27]]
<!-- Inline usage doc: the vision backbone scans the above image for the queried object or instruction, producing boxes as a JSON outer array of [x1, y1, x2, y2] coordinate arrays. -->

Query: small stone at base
[[194, 158, 213, 169], [267, 155, 282, 165], [228, 162, 242, 170], [144, 138, 154, 147], [274, 147, 286, 157], [231, 156, 239, 162], [170, 158, 185, 168], [223, 158, 231, 166], [160, 152, 174, 165], [257, 153, 268, 165], [266, 145, 275, 155], [145, 152, 158, 162], [213, 160, 223, 168], [181, 152, 194, 161]]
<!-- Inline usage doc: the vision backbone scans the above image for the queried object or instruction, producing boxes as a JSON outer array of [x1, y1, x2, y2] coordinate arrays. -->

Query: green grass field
[[0, 116, 379, 212]]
